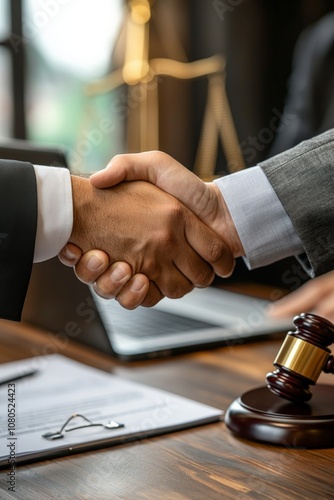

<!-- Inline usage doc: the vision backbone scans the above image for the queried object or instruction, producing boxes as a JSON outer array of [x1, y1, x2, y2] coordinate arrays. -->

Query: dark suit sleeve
[[259, 129, 334, 277], [0, 160, 37, 321]]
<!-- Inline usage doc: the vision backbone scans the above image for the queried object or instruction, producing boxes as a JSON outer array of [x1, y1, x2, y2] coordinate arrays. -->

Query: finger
[[90, 151, 161, 187], [312, 292, 334, 323], [74, 249, 110, 285], [267, 296, 306, 319], [143, 241, 213, 298], [139, 282, 164, 307], [150, 271, 194, 300], [93, 264, 148, 300], [114, 276, 158, 309], [90, 152, 211, 219], [267, 280, 328, 318], [268, 290, 317, 318], [183, 213, 235, 278], [169, 246, 214, 290], [58, 243, 83, 267]]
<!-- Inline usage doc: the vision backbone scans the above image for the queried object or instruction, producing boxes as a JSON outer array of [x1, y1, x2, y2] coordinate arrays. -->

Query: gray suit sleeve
[[0, 160, 37, 321], [259, 128, 334, 276], [214, 167, 304, 269]]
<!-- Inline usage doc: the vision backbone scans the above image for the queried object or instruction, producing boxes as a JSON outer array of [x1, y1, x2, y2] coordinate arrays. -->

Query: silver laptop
[[2, 140, 292, 360], [22, 257, 291, 360]]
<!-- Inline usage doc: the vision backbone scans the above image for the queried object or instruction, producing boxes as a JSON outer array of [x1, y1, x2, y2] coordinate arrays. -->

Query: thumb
[[90, 151, 214, 221]]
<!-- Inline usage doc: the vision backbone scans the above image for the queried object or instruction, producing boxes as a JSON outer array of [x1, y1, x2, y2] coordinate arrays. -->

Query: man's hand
[[90, 151, 244, 258], [268, 270, 334, 323], [66, 175, 235, 307], [58, 243, 150, 309]]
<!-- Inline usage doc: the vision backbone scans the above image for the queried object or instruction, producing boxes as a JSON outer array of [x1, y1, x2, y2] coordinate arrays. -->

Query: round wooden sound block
[[225, 384, 334, 448]]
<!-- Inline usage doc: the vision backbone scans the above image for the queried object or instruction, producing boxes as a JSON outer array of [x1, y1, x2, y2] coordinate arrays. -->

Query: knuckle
[[170, 202, 183, 220], [111, 153, 131, 170], [153, 150, 169, 162], [141, 297, 160, 307], [111, 153, 124, 163], [142, 261, 160, 282], [165, 283, 194, 300], [193, 266, 215, 287], [141, 289, 164, 307], [158, 233, 174, 250], [206, 240, 225, 264], [116, 297, 139, 310], [93, 279, 116, 300]]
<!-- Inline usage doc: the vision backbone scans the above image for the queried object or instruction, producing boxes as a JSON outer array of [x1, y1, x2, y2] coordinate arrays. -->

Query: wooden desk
[[0, 318, 333, 500]]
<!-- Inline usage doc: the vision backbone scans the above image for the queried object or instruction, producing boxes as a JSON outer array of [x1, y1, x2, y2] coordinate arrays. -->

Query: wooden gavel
[[266, 313, 334, 403]]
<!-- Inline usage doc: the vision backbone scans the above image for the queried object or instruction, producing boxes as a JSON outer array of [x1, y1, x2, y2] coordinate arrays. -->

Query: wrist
[[70, 175, 94, 250], [210, 183, 244, 259]]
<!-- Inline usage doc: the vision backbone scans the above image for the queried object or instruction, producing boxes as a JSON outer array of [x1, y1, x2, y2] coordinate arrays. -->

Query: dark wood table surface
[[0, 293, 334, 500]]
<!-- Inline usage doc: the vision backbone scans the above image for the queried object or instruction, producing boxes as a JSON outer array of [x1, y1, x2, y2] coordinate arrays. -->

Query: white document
[[0, 355, 222, 468]]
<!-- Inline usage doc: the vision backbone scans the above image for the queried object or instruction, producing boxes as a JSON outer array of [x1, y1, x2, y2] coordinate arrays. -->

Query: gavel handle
[[324, 355, 334, 374]]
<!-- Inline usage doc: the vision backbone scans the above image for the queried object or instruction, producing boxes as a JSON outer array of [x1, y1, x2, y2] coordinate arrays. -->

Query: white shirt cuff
[[33, 165, 73, 262], [214, 166, 304, 269]]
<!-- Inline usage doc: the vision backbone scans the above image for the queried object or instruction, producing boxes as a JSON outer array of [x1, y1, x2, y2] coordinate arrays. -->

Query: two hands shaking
[[60, 151, 244, 309]]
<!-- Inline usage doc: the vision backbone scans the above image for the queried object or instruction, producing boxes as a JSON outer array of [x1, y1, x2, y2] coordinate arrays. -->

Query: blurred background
[[1, 0, 334, 287], [0, 0, 124, 171], [1, 0, 333, 172]]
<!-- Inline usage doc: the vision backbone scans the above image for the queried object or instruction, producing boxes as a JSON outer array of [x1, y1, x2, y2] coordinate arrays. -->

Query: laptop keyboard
[[97, 301, 218, 338]]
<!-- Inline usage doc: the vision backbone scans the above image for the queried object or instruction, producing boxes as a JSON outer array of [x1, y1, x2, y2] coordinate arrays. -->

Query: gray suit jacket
[[0, 160, 37, 321], [260, 128, 334, 277]]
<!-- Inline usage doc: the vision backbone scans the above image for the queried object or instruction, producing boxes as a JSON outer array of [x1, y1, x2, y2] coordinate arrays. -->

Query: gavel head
[[266, 313, 334, 403]]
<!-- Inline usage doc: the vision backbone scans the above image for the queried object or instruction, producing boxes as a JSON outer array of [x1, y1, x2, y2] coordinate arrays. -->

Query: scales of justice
[[85, 0, 245, 178], [86, 1, 334, 448]]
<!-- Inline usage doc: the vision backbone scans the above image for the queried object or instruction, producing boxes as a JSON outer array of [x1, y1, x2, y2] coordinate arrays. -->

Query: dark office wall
[[187, 0, 334, 171], [115, 1, 334, 171]]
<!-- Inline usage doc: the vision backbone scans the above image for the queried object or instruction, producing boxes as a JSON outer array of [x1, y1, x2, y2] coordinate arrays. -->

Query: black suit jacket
[[0, 160, 37, 321]]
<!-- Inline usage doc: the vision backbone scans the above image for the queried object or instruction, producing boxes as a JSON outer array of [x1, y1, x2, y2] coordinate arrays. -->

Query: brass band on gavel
[[274, 335, 330, 383]]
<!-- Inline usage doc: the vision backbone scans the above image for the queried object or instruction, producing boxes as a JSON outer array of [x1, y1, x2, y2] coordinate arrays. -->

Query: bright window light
[[24, 0, 124, 79]]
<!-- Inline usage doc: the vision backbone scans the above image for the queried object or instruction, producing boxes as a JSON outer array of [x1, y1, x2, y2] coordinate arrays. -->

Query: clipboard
[[0, 355, 223, 468]]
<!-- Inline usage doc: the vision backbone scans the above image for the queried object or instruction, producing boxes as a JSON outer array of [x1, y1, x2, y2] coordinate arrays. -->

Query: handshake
[[61, 151, 244, 309]]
